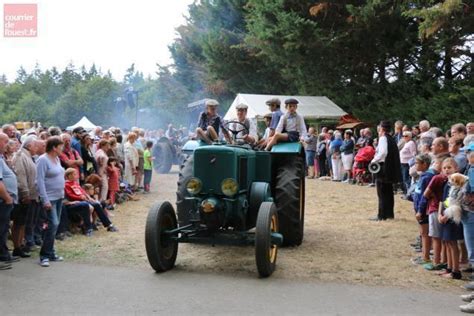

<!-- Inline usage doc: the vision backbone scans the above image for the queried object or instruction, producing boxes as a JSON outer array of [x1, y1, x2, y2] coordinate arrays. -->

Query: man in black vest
[[370, 121, 401, 221]]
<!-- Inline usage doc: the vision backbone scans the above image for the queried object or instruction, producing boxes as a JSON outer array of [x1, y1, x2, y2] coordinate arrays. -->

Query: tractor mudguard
[[181, 140, 201, 155], [248, 182, 272, 228], [271, 142, 303, 154]]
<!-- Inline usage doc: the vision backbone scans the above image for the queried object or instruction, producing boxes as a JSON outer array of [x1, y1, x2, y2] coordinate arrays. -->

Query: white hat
[[205, 99, 219, 107], [236, 103, 248, 110]]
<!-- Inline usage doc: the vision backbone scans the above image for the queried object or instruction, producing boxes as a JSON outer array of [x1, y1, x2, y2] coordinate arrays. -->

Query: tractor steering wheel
[[224, 120, 250, 143]]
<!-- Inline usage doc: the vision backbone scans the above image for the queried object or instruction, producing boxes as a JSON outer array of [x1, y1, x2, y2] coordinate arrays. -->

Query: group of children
[[195, 98, 307, 149], [107, 140, 154, 204], [411, 145, 474, 283], [61, 137, 155, 237]]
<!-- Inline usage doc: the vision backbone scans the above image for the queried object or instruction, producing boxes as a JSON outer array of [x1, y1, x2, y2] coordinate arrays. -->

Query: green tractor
[[145, 122, 305, 277]]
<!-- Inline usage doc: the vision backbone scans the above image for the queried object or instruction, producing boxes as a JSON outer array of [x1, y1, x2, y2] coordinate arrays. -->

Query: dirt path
[[55, 168, 465, 291]]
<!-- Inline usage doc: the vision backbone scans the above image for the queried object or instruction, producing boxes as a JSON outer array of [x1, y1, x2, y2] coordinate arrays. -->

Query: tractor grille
[[238, 157, 247, 190]]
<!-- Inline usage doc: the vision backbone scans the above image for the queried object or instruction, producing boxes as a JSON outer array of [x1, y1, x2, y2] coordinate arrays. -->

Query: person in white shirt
[[227, 103, 258, 145], [370, 121, 401, 221]]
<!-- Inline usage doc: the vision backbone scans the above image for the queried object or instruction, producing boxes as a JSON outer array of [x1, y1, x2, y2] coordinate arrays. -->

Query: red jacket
[[60, 148, 82, 175], [65, 180, 87, 201]]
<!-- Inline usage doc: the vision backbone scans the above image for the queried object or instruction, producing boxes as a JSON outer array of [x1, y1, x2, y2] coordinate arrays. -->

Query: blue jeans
[[400, 163, 410, 194], [306, 150, 316, 168], [462, 211, 474, 265], [0, 203, 14, 260], [90, 202, 112, 227], [25, 201, 42, 246], [144, 169, 152, 186], [58, 202, 93, 235], [40, 199, 62, 260]]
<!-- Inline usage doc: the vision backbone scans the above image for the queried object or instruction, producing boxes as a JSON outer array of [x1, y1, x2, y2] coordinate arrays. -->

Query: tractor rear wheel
[[176, 155, 194, 226], [255, 202, 278, 277], [275, 156, 305, 246], [145, 201, 178, 272]]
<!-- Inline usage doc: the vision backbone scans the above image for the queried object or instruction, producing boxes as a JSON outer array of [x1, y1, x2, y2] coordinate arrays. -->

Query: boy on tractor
[[195, 99, 232, 144], [265, 98, 307, 151]]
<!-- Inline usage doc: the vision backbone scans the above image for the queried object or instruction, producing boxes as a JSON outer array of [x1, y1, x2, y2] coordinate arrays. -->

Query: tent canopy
[[66, 116, 97, 131], [224, 94, 347, 121]]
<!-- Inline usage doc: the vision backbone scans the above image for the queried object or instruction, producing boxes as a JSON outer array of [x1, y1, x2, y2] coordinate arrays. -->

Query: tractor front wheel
[[255, 202, 278, 278], [145, 201, 178, 272]]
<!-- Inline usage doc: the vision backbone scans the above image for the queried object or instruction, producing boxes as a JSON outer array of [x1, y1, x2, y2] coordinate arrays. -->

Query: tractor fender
[[248, 182, 272, 229], [270, 142, 303, 154], [181, 140, 202, 156]]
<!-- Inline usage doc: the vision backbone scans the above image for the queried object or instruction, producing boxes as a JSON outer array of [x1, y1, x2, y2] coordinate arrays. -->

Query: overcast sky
[[0, 0, 193, 81]]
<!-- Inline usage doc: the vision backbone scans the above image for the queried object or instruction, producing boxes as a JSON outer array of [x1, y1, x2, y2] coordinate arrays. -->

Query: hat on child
[[285, 98, 299, 105], [205, 99, 219, 107], [265, 98, 281, 106], [236, 103, 248, 110]]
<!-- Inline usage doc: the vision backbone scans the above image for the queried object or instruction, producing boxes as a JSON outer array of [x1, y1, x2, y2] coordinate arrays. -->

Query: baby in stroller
[[353, 142, 375, 185]]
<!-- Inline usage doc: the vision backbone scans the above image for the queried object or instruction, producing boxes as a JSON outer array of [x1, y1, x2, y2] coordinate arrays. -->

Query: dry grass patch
[[56, 169, 465, 291]]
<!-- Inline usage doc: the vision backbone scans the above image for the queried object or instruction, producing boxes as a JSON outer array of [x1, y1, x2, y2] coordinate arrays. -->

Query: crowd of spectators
[[0, 123, 157, 269], [304, 120, 474, 313]]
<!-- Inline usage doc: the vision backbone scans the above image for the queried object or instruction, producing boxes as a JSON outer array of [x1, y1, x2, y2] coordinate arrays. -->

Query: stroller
[[353, 145, 375, 185]]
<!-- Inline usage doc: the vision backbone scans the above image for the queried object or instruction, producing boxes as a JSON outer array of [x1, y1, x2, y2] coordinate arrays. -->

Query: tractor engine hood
[[193, 145, 256, 195]]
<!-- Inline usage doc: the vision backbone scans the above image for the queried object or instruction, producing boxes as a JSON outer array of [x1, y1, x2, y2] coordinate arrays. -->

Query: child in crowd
[[422, 158, 446, 271], [84, 183, 99, 202], [265, 98, 307, 151], [466, 143, 474, 187], [462, 146, 474, 278], [107, 157, 120, 207], [411, 153, 436, 265], [64, 168, 118, 232], [143, 141, 154, 193], [438, 158, 463, 279]]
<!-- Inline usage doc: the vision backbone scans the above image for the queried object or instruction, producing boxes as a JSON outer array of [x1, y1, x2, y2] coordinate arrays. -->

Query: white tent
[[66, 116, 97, 131], [224, 94, 347, 121]]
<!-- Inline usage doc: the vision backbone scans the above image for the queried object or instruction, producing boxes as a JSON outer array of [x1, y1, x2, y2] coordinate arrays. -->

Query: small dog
[[444, 173, 469, 224]]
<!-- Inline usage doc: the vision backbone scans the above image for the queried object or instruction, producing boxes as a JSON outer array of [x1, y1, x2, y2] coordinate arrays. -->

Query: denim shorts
[[429, 212, 442, 238]]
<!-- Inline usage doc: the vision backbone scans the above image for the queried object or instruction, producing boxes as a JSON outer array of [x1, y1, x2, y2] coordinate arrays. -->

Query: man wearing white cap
[[227, 103, 257, 145]]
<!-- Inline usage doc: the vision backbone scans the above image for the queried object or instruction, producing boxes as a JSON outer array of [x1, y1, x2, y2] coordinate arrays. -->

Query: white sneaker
[[460, 301, 474, 313], [39, 258, 49, 267], [461, 294, 474, 303]]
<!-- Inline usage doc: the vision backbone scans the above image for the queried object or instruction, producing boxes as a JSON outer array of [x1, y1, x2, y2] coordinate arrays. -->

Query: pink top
[[95, 149, 109, 176], [399, 140, 417, 164]]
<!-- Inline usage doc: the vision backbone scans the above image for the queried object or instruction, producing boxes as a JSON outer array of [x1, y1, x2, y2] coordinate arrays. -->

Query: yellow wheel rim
[[269, 214, 277, 263]]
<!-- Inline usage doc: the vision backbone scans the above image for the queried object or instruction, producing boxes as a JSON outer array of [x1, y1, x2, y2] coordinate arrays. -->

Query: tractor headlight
[[186, 177, 202, 195], [221, 178, 239, 197]]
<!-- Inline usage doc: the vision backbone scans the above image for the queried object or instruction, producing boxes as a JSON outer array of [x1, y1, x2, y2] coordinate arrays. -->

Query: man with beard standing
[[370, 121, 401, 221]]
